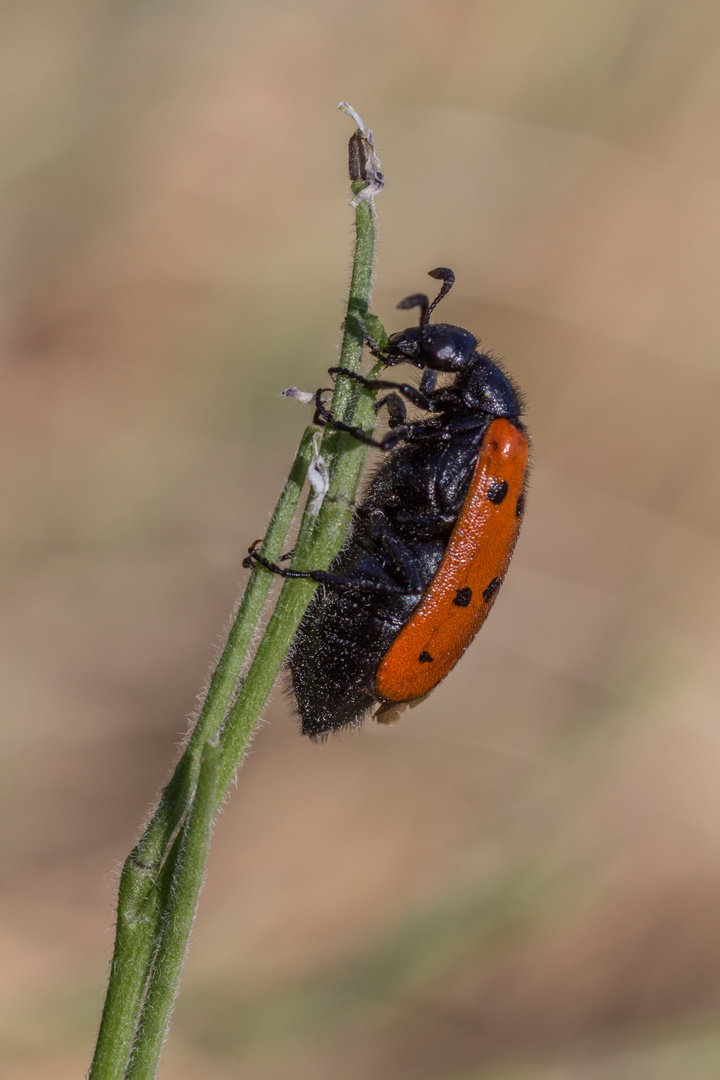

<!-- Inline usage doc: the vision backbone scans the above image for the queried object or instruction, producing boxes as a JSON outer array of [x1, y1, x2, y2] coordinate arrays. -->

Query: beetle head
[[385, 268, 477, 372], [386, 323, 477, 372]]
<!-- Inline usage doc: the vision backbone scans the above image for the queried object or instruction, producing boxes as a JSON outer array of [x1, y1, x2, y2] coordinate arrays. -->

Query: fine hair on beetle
[[244, 268, 529, 739]]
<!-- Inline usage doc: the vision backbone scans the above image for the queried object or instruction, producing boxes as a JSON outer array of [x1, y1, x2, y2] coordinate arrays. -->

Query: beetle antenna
[[425, 267, 455, 321], [394, 268, 455, 342], [396, 291, 429, 327]]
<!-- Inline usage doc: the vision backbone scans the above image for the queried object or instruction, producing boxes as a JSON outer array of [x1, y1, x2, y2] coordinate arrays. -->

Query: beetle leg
[[374, 392, 407, 428], [374, 516, 426, 594], [419, 368, 438, 395], [313, 390, 408, 450], [329, 367, 432, 410], [242, 543, 412, 594]]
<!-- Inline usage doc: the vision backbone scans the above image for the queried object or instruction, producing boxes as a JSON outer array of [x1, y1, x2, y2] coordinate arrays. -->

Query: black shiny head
[[386, 323, 478, 372], [385, 268, 477, 372], [384, 267, 522, 420]]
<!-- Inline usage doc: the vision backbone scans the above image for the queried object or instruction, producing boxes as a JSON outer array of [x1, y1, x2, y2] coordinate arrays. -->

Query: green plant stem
[[216, 194, 380, 794], [89, 431, 316, 1080], [89, 119, 383, 1080], [123, 742, 221, 1080], [136, 424, 319, 860]]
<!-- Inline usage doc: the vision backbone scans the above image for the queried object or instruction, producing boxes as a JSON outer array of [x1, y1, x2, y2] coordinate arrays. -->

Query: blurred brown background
[[3, 1, 720, 1077]]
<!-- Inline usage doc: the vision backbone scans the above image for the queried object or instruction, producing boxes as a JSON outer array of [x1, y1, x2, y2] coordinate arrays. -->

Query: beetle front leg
[[313, 390, 408, 450], [328, 367, 432, 410]]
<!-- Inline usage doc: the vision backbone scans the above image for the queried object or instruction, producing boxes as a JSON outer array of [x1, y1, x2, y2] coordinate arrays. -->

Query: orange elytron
[[376, 418, 528, 703]]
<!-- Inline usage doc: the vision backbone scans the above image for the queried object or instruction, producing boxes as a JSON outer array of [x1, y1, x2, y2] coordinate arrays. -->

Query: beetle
[[243, 268, 529, 739]]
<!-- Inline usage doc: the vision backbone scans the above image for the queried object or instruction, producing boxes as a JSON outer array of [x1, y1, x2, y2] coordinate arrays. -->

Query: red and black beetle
[[244, 268, 529, 738]]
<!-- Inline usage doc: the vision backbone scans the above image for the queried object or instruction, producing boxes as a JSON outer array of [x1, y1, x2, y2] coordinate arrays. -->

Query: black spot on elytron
[[487, 479, 509, 504], [418, 651, 434, 664], [516, 491, 526, 518], [483, 576, 501, 603], [453, 587, 472, 607]]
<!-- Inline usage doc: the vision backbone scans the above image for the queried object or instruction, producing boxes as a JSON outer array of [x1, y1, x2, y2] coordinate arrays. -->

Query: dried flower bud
[[280, 386, 315, 406], [307, 431, 329, 515]]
